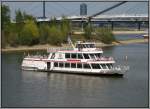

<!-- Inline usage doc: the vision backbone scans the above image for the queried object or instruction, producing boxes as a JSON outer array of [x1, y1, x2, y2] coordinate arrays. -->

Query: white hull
[[22, 64, 124, 76]]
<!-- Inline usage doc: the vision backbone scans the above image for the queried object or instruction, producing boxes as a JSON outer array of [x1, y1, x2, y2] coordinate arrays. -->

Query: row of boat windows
[[65, 53, 101, 59], [75, 44, 95, 48], [54, 62, 113, 69]]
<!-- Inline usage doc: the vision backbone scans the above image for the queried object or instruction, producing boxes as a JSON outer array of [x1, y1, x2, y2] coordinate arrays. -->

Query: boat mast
[[67, 32, 75, 49]]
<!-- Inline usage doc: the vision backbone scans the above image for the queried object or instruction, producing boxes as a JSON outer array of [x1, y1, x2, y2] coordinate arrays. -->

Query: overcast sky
[[2, 1, 148, 20]]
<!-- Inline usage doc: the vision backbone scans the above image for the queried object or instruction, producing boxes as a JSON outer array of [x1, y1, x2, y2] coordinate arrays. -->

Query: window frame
[[54, 62, 58, 67], [65, 53, 70, 59], [83, 63, 91, 69], [71, 63, 76, 68], [83, 54, 90, 59], [59, 62, 64, 68], [91, 64, 101, 69], [65, 62, 70, 68], [77, 63, 82, 68], [71, 53, 77, 59]]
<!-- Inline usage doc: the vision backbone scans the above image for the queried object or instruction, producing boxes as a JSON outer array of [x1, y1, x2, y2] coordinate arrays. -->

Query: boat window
[[51, 53, 55, 59], [77, 63, 82, 68], [71, 63, 76, 68], [83, 54, 90, 59], [65, 53, 70, 58], [54, 62, 58, 67], [90, 54, 95, 59], [91, 44, 95, 48], [86, 44, 90, 48], [106, 64, 112, 69], [110, 64, 113, 68], [78, 53, 83, 59], [80, 44, 83, 48], [95, 53, 101, 58], [101, 64, 107, 69], [71, 53, 77, 59], [65, 63, 70, 68], [59, 63, 64, 68], [83, 64, 91, 69], [81, 44, 86, 48], [91, 64, 101, 69]]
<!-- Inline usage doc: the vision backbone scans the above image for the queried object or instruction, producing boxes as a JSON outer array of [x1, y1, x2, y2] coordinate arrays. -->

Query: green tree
[[19, 20, 39, 45], [1, 5, 11, 48], [60, 16, 71, 42], [83, 24, 93, 40], [7, 23, 19, 47], [47, 26, 63, 46], [50, 17, 57, 27], [15, 9, 25, 39], [23, 12, 36, 21], [95, 27, 115, 44], [39, 23, 50, 44], [15, 9, 24, 23], [1, 5, 10, 29]]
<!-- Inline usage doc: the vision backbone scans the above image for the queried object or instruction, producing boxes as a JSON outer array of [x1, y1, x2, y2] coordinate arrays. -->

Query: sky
[[2, 1, 148, 20]]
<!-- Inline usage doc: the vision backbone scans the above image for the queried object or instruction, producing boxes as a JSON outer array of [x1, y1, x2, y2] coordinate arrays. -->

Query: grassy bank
[[2, 39, 148, 52]]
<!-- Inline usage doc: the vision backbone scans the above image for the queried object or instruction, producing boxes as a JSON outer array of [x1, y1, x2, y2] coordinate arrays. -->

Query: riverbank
[[73, 30, 147, 35], [1, 39, 148, 52], [113, 30, 147, 35]]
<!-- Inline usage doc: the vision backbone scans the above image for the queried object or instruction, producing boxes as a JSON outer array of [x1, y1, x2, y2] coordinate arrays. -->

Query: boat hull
[[48, 70, 123, 77], [22, 66, 124, 77]]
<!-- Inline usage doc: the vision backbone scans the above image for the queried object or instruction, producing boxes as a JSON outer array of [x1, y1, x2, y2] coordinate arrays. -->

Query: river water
[[2, 36, 148, 107]]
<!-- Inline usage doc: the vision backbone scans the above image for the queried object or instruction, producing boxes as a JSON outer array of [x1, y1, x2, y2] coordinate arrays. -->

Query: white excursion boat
[[21, 40, 129, 76]]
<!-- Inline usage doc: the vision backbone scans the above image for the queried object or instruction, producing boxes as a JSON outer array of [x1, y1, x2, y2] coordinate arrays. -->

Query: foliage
[[83, 24, 93, 40], [1, 4, 116, 48], [95, 27, 115, 44], [1, 5, 10, 29], [15, 9, 24, 23], [39, 23, 50, 44], [47, 26, 63, 46], [60, 16, 71, 42], [1, 5, 11, 48], [19, 20, 39, 45], [23, 12, 36, 21], [50, 17, 57, 27], [6, 23, 19, 47]]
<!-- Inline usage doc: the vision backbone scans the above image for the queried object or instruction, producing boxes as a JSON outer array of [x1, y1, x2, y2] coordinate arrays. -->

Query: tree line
[[2, 4, 115, 48]]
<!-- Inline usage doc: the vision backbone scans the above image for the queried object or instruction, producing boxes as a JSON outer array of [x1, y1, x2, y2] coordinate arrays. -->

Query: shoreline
[[1, 39, 148, 53], [73, 30, 147, 35], [112, 30, 147, 35]]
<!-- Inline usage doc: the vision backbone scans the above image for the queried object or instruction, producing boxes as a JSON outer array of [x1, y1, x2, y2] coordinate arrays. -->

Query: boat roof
[[75, 41, 95, 44], [47, 48, 103, 53]]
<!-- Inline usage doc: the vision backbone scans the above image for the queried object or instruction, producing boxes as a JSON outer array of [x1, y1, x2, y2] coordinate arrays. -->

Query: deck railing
[[25, 55, 48, 59], [47, 47, 74, 52], [94, 56, 114, 61]]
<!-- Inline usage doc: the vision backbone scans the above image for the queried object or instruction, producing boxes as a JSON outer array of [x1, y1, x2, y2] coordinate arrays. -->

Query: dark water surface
[[115, 34, 144, 40], [2, 43, 148, 107]]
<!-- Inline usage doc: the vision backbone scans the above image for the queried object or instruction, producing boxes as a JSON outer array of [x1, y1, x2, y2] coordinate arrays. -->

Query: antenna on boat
[[67, 32, 75, 49]]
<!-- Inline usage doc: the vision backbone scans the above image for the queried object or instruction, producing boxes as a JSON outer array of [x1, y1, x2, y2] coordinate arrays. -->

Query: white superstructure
[[22, 41, 128, 76]]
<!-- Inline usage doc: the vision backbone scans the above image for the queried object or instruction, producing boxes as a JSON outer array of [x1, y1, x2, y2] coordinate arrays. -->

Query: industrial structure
[[36, 1, 148, 30]]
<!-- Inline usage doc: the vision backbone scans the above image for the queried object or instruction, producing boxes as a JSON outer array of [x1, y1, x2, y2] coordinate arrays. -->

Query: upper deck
[[47, 41, 103, 53]]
